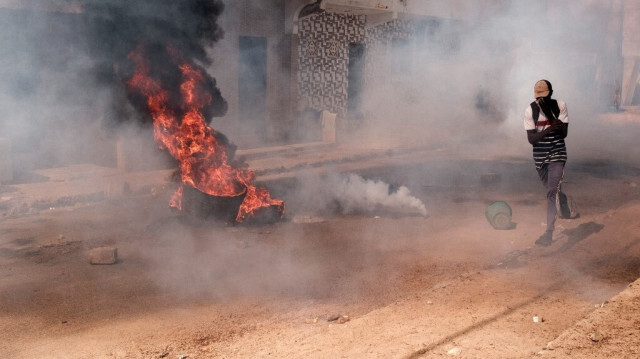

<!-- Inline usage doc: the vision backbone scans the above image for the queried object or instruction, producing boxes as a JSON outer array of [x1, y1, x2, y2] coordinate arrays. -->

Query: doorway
[[238, 36, 267, 145], [347, 42, 365, 124]]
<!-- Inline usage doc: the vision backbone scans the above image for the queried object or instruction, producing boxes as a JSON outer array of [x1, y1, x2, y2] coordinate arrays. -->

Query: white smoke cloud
[[290, 171, 427, 218], [349, 0, 628, 163], [331, 173, 427, 217]]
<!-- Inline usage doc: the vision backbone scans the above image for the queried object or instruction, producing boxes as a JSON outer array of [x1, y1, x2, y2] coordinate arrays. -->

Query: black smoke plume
[[82, 0, 228, 127]]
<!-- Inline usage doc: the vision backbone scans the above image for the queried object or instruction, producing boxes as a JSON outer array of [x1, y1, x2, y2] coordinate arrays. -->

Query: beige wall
[[622, 0, 640, 104], [622, 0, 640, 57], [208, 0, 293, 147]]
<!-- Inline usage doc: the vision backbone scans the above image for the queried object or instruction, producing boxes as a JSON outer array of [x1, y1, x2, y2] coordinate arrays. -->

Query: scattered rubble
[[327, 314, 350, 324], [533, 315, 544, 323], [304, 317, 319, 324], [89, 246, 118, 265], [589, 330, 602, 342]]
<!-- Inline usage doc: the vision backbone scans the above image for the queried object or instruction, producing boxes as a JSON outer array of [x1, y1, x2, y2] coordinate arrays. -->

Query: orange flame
[[127, 45, 284, 222]]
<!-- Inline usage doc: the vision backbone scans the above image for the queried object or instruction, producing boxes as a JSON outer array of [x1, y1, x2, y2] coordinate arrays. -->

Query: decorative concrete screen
[[298, 13, 417, 121], [298, 13, 365, 118], [363, 19, 415, 86]]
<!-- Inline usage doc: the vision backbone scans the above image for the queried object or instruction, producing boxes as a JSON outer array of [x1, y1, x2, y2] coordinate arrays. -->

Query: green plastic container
[[485, 201, 512, 230]]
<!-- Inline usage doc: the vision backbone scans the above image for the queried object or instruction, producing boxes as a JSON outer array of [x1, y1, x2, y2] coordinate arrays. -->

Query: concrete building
[[158, 0, 640, 145], [0, 0, 637, 182]]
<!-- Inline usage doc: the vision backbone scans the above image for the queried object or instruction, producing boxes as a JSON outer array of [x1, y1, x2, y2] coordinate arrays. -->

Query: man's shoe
[[535, 231, 553, 246]]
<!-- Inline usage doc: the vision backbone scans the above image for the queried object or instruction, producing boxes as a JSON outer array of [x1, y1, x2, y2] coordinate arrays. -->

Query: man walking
[[523, 80, 569, 246]]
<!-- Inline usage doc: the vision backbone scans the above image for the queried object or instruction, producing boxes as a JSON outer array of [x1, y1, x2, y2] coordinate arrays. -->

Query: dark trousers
[[537, 161, 565, 232]]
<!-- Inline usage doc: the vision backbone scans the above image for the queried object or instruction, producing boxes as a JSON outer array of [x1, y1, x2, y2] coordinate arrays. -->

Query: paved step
[[0, 142, 438, 217]]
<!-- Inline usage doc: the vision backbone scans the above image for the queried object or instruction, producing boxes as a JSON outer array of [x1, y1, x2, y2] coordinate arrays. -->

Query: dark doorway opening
[[238, 36, 267, 145], [348, 42, 365, 123]]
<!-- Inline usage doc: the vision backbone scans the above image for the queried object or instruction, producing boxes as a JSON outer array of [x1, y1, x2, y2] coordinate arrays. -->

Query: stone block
[[89, 246, 118, 265]]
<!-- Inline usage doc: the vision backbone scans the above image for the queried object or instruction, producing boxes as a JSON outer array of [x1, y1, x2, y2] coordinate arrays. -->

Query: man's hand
[[548, 118, 563, 132], [527, 118, 568, 144], [544, 117, 568, 140]]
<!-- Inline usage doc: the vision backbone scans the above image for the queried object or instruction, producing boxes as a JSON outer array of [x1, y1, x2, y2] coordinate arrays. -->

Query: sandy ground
[[1, 152, 640, 358]]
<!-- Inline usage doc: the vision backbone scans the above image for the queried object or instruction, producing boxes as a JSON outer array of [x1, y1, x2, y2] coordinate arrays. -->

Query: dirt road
[[1, 156, 640, 358]]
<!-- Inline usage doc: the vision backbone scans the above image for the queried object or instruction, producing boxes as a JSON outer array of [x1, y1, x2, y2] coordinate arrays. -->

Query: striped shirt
[[523, 100, 568, 170]]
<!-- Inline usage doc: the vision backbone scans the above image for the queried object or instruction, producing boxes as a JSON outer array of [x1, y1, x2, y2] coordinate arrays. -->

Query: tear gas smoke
[[1, 1, 636, 171], [353, 1, 634, 164], [1, 0, 639, 313], [291, 171, 427, 218], [336, 173, 427, 217]]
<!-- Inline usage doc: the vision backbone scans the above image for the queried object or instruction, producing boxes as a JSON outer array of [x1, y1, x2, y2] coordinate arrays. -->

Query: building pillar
[[622, 0, 640, 105], [321, 110, 336, 143], [290, 33, 302, 141], [0, 138, 12, 183], [621, 56, 640, 105]]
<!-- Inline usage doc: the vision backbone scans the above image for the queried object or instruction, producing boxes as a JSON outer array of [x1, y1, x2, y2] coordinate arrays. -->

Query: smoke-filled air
[[3, 1, 640, 356], [0, 1, 635, 177], [0, 0, 636, 283]]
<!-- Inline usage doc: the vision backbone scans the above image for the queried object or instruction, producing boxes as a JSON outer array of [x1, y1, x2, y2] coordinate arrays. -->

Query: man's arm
[[527, 119, 567, 144]]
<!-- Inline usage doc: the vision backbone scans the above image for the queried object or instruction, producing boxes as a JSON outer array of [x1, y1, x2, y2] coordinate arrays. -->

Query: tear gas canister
[[485, 201, 512, 230]]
